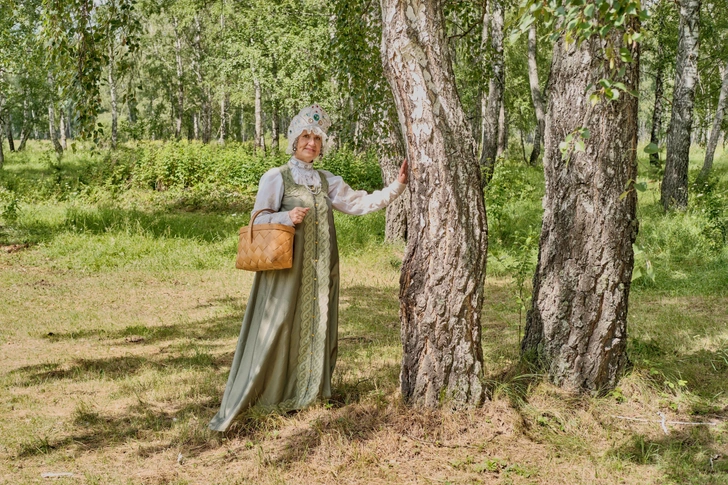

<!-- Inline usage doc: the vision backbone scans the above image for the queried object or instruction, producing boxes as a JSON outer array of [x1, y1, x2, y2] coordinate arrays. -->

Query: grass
[[0, 142, 727, 484]]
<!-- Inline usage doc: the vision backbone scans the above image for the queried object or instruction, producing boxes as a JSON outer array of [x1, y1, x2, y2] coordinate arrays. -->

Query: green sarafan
[[0, 142, 726, 484]]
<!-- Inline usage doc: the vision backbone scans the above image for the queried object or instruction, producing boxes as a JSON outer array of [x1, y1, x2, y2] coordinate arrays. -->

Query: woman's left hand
[[398, 159, 408, 184]]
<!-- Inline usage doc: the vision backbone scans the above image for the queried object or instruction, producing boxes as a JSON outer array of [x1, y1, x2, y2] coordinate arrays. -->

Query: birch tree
[[381, 0, 488, 407], [517, 0, 643, 392], [661, 0, 701, 211]]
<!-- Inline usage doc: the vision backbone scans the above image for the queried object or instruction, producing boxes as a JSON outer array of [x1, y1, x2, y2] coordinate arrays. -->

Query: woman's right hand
[[288, 207, 310, 225]]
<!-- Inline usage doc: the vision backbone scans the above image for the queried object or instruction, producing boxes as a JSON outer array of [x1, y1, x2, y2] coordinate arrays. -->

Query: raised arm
[[322, 168, 407, 215]]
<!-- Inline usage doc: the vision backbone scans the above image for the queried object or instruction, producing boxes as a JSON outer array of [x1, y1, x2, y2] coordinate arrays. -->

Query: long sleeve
[[321, 170, 407, 215], [251, 168, 294, 226]]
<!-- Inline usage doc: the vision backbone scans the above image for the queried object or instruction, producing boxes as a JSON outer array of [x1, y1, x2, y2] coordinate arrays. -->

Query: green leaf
[[644, 143, 659, 154], [635, 182, 648, 192]]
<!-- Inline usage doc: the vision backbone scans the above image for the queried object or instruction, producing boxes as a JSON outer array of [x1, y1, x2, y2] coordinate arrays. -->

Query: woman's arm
[[322, 169, 407, 215], [251, 168, 294, 226]]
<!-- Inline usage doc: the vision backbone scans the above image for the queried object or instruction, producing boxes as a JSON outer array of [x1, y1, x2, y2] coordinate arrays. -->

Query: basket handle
[[249, 208, 276, 242]]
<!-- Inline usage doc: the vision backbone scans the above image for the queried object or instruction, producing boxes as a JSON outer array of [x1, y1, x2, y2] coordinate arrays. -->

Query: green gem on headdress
[[313, 114, 320, 121]]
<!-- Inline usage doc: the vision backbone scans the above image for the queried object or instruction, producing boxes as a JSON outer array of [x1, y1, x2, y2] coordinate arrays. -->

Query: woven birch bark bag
[[236, 208, 295, 271]]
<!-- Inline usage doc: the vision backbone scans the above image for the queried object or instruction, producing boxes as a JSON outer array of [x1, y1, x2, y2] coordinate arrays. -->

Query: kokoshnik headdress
[[286, 104, 331, 156]]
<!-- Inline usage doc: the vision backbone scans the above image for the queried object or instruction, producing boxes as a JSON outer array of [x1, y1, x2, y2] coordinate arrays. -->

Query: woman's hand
[[398, 159, 408, 184], [288, 207, 310, 225]]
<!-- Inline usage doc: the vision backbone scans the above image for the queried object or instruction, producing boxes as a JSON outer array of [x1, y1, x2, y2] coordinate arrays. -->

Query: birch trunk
[[649, 62, 665, 167], [48, 104, 63, 155], [497, 102, 507, 157], [528, 22, 546, 165], [271, 102, 280, 152], [18, 96, 30, 152], [381, 0, 488, 407], [254, 79, 263, 152], [59, 111, 67, 150], [219, 93, 228, 145], [0, 117, 4, 168], [662, 0, 701, 210], [6, 120, 15, 152], [193, 15, 212, 144], [479, 0, 504, 185], [522, 27, 639, 393], [700, 63, 728, 180], [108, 42, 118, 149], [172, 16, 184, 140]]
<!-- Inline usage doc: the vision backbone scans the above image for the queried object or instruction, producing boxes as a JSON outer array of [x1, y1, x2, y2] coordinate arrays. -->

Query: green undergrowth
[[1, 142, 727, 484]]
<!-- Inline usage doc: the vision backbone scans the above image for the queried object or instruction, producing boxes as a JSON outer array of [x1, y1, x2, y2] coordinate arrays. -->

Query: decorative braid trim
[[275, 167, 331, 411]]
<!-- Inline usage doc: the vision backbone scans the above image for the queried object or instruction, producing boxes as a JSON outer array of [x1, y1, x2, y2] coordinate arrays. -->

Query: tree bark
[[108, 41, 118, 149], [172, 16, 184, 140], [662, 0, 701, 211], [193, 15, 212, 144], [271, 102, 280, 152], [59, 110, 67, 150], [522, 28, 639, 393], [48, 103, 63, 155], [497, 102, 507, 157], [6, 120, 15, 152], [0, 115, 4, 168], [18, 96, 31, 152], [649, 62, 665, 167], [479, 0, 504, 185], [219, 92, 228, 145], [700, 63, 728, 180], [528, 22, 546, 166], [254, 78, 263, 152], [381, 120, 409, 242], [381, 0, 488, 408]]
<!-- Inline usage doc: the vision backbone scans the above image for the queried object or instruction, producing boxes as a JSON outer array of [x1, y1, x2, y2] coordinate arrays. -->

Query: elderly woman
[[209, 104, 407, 431]]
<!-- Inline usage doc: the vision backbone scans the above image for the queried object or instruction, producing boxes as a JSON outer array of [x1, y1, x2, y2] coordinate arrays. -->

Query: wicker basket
[[236, 209, 295, 271]]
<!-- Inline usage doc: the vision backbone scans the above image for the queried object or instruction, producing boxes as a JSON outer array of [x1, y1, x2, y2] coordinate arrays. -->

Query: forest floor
[[1, 143, 727, 484]]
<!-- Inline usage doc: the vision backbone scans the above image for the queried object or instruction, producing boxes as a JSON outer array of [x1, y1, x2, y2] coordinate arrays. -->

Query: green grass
[[0, 141, 727, 484]]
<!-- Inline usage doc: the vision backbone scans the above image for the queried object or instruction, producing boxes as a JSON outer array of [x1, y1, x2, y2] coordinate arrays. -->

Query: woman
[[209, 104, 407, 432]]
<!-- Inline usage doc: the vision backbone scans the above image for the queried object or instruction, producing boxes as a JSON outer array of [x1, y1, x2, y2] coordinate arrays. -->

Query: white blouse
[[252, 157, 406, 226]]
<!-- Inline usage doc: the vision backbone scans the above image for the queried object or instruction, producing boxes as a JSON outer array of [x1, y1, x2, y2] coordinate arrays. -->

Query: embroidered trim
[[277, 166, 331, 411]]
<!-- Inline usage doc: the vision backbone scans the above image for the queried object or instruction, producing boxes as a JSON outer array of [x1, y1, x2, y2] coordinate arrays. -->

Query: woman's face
[[294, 130, 322, 163]]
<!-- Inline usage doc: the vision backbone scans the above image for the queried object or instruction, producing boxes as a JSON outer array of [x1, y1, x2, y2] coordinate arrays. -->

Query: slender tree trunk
[[193, 15, 211, 144], [108, 43, 118, 149], [59, 111, 67, 150], [48, 103, 63, 155], [271, 102, 280, 152], [662, 0, 701, 211], [172, 16, 184, 140], [18, 96, 30, 151], [700, 63, 728, 180], [649, 63, 665, 167], [522, 26, 640, 393], [127, 78, 138, 124], [193, 113, 199, 140], [497, 102, 507, 157], [6, 121, 15, 152], [479, 0, 504, 185], [254, 79, 263, 152], [381, 0, 488, 408], [219, 93, 228, 145], [240, 108, 246, 142], [528, 22, 546, 165], [0, 115, 4, 168]]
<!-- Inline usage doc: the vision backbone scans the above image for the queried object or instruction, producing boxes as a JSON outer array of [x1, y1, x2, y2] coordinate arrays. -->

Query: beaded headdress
[[286, 104, 331, 155]]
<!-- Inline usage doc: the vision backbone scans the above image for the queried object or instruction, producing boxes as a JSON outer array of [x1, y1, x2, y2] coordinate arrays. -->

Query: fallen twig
[[611, 414, 720, 435]]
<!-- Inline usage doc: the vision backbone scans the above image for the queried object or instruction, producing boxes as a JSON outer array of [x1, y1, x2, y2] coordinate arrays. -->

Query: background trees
[[1, 0, 727, 404]]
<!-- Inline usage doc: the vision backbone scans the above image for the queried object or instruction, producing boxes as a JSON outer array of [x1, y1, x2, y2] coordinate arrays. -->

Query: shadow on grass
[[609, 427, 728, 482]]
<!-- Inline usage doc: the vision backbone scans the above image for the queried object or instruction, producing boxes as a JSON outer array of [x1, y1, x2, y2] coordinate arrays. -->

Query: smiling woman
[[209, 104, 408, 432]]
